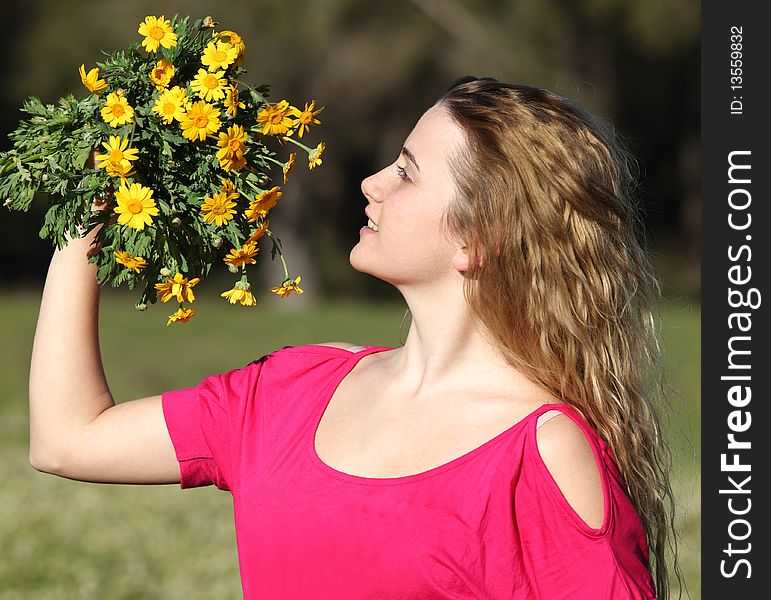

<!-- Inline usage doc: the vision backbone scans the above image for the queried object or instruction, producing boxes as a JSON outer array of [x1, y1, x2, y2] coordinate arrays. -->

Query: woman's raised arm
[[28, 221, 180, 484]]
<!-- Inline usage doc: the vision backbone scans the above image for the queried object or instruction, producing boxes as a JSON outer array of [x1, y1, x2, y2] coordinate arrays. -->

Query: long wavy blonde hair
[[436, 77, 682, 599]]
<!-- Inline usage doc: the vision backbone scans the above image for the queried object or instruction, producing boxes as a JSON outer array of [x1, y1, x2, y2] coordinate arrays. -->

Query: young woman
[[29, 77, 679, 599]]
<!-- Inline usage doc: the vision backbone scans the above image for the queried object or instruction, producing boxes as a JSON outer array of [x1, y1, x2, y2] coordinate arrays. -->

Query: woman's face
[[350, 103, 468, 286]]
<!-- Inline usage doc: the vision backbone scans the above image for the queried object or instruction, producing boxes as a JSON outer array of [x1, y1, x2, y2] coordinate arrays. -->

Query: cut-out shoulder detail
[[536, 409, 563, 429], [535, 413, 605, 530], [313, 342, 366, 352]]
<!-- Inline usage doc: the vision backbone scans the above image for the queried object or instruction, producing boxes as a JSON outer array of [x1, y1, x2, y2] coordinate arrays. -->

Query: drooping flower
[[200, 191, 237, 226], [106, 161, 134, 180], [223, 85, 245, 118], [101, 91, 134, 128], [246, 219, 269, 243], [95, 135, 139, 179], [155, 272, 201, 303], [153, 86, 187, 124], [308, 142, 325, 170], [191, 68, 228, 102], [202, 41, 238, 71], [256, 100, 301, 136], [79, 64, 107, 94], [292, 100, 323, 138], [221, 280, 256, 306], [271, 276, 303, 298], [223, 240, 259, 267], [220, 178, 240, 201], [215, 30, 246, 66], [216, 124, 248, 171], [113, 182, 159, 230], [283, 152, 296, 184], [138, 15, 177, 53], [167, 307, 196, 326], [114, 251, 147, 273], [245, 186, 282, 222], [149, 58, 175, 89], [154, 279, 174, 302], [180, 100, 221, 141], [221, 152, 246, 172]]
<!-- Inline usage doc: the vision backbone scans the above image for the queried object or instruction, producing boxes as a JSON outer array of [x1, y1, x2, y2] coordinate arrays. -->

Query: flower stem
[[266, 230, 289, 279], [278, 251, 289, 280], [242, 178, 263, 194], [232, 79, 260, 94], [127, 121, 137, 147], [280, 135, 312, 154], [262, 155, 287, 168]]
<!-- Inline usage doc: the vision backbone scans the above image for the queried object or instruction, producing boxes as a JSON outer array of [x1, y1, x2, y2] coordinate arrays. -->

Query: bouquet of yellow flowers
[[0, 15, 324, 325]]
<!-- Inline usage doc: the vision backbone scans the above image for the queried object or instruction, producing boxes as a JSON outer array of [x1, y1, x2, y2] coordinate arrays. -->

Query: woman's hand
[[79, 149, 116, 257]]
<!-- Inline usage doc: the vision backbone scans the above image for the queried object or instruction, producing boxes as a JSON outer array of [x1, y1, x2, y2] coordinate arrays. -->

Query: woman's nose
[[361, 169, 385, 204]]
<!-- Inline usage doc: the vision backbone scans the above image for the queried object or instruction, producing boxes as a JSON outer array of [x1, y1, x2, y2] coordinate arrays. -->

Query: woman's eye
[[396, 164, 411, 182]]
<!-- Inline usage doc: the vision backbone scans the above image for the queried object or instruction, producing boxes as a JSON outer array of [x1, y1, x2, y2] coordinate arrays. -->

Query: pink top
[[161, 344, 657, 599]]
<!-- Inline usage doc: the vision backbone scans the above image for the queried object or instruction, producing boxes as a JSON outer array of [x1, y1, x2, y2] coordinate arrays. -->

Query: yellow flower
[[222, 152, 246, 172], [215, 30, 246, 65], [138, 15, 177, 53], [245, 186, 282, 222], [220, 152, 246, 172], [293, 100, 323, 138], [246, 219, 269, 243], [202, 41, 239, 71], [155, 272, 201, 303], [200, 191, 237, 226], [114, 182, 159, 230], [271, 276, 303, 298], [256, 100, 300, 136], [223, 85, 245, 118], [221, 281, 256, 306], [220, 178, 240, 201], [167, 307, 196, 326], [283, 152, 296, 184], [95, 135, 139, 179], [149, 58, 175, 89], [153, 86, 187, 124], [191, 68, 228, 102], [104, 161, 134, 180], [79, 64, 107, 94], [101, 91, 134, 128], [114, 251, 147, 273], [223, 241, 259, 267], [308, 142, 325, 170], [216, 124, 248, 171], [180, 100, 221, 141]]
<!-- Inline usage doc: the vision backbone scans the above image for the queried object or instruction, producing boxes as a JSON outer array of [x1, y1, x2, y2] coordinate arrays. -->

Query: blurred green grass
[[0, 288, 699, 599]]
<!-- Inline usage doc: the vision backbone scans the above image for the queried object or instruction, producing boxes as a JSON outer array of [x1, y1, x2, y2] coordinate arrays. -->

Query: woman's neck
[[387, 279, 517, 397]]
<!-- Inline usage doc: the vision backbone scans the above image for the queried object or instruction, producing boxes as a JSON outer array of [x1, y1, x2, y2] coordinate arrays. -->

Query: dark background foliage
[[0, 0, 699, 301]]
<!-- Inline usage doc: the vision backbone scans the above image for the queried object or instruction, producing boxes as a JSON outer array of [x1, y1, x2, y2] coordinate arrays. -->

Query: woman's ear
[[452, 244, 481, 272], [453, 242, 502, 273]]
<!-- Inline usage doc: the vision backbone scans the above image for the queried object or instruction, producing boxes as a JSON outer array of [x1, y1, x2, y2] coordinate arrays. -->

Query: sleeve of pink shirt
[[160, 354, 270, 492], [516, 407, 658, 600]]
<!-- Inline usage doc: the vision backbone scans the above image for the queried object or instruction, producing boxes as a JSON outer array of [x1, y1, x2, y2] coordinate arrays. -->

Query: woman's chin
[[348, 246, 377, 277], [349, 247, 391, 282], [348, 246, 372, 274]]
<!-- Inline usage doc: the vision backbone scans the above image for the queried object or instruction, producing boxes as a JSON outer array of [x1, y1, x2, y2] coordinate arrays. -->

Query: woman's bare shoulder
[[535, 413, 605, 529]]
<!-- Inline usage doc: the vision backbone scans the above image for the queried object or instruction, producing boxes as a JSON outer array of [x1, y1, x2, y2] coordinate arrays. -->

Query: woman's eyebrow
[[400, 146, 421, 172]]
